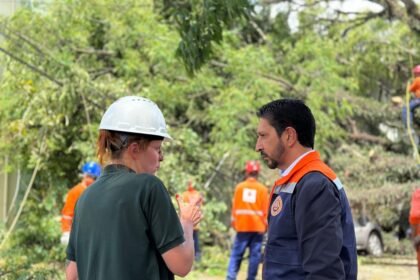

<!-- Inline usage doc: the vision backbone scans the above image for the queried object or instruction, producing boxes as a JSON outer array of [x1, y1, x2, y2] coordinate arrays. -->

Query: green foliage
[[0, 188, 65, 279], [162, 0, 253, 74], [332, 144, 419, 235], [176, 246, 229, 279], [382, 233, 414, 255], [0, 0, 419, 276], [0, 258, 63, 280]]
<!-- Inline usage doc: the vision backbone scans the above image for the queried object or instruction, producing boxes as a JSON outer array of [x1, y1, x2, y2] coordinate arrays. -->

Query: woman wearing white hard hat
[[66, 96, 202, 280]]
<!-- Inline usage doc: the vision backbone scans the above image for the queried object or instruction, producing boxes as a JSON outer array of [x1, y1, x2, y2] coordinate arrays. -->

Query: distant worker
[[182, 181, 204, 261], [61, 161, 101, 245], [409, 188, 420, 278], [402, 65, 420, 129], [226, 160, 268, 280], [256, 99, 357, 279]]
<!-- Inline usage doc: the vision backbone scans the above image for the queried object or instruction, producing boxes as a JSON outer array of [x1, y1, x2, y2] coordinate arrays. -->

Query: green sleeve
[[143, 177, 185, 255], [66, 209, 77, 261]]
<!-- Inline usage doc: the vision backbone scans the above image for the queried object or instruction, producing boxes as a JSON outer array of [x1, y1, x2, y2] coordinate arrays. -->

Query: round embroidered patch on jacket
[[271, 196, 283, 216]]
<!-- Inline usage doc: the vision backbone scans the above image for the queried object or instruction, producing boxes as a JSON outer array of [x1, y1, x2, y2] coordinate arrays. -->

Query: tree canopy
[[0, 0, 419, 277]]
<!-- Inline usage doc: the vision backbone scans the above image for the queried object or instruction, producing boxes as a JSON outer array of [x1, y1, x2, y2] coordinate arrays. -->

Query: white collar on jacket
[[279, 150, 315, 178]]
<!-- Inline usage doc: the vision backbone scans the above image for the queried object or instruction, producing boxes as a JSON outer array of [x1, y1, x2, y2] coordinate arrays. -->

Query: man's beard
[[260, 151, 279, 169], [259, 142, 285, 169]]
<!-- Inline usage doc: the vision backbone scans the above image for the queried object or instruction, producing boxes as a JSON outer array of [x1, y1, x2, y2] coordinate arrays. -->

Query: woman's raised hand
[[176, 194, 203, 227]]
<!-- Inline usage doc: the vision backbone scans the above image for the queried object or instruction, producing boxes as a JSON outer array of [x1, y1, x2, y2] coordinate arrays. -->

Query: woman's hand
[[176, 194, 203, 227]]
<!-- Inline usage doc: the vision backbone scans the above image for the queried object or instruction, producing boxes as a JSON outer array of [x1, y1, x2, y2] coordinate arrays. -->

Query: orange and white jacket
[[231, 177, 268, 233], [61, 178, 93, 233]]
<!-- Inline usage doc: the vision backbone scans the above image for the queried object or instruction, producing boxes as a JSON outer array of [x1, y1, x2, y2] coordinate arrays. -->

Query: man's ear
[[285, 127, 298, 147]]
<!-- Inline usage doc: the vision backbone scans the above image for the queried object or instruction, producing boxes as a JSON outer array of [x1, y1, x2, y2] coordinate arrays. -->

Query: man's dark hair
[[257, 99, 316, 148]]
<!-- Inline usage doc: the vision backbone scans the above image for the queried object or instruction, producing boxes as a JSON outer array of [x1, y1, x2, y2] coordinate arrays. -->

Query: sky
[[269, 0, 417, 32], [326, 0, 383, 13]]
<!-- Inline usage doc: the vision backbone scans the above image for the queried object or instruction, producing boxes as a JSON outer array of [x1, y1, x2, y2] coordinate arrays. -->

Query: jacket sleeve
[[294, 172, 345, 280]]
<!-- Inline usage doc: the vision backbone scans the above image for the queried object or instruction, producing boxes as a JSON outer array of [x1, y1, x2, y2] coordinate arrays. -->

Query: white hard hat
[[99, 96, 172, 139]]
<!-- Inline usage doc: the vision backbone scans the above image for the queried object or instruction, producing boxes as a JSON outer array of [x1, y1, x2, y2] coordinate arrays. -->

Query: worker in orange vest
[[182, 181, 204, 261], [60, 161, 101, 245], [402, 65, 420, 130], [226, 160, 268, 280], [409, 188, 420, 278]]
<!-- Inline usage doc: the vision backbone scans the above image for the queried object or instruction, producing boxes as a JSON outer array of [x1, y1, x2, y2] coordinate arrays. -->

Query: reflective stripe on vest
[[274, 178, 342, 196], [235, 209, 264, 216]]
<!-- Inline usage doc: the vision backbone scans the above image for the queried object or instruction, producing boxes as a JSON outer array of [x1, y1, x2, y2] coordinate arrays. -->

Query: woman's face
[[135, 140, 164, 175]]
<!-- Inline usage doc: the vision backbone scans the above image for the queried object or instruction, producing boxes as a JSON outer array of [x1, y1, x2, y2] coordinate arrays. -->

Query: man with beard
[[255, 99, 357, 280]]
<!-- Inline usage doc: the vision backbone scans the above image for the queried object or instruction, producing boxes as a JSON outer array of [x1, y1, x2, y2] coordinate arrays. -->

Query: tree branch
[[341, 10, 386, 37], [72, 48, 115, 56], [0, 46, 63, 87], [356, 0, 420, 34], [259, 72, 297, 92], [348, 119, 386, 144], [0, 27, 71, 68], [88, 67, 115, 80], [210, 59, 299, 93], [5, 30, 47, 57], [250, 20, 267, 43], [262, 0, 420, 35], [203, 151, 231, 190]]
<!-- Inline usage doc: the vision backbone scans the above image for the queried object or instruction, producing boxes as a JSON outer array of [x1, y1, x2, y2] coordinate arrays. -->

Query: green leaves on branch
[[169, 0, 253, 74]]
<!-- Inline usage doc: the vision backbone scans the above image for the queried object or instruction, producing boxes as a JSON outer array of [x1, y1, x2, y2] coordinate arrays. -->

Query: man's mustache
[[260, 151, 268, 158]]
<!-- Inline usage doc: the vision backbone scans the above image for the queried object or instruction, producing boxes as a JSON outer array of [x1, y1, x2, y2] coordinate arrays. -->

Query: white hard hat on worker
[[99, 96, 172, 139], [98, 96, 171, 175]]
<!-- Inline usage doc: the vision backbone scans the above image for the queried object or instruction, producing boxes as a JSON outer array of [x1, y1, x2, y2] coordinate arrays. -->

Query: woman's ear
[[126, 142, 140, 160]]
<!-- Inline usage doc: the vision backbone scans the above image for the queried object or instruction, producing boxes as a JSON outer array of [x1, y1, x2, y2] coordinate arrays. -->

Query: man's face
[[255, 118, 285, 169]]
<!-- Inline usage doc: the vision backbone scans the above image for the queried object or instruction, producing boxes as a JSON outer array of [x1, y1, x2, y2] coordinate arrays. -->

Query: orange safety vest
[[409, 77, 420, 99], [231, 177, 269, 232], [61, 178, 93, 232], [182, 188, 203, 230]]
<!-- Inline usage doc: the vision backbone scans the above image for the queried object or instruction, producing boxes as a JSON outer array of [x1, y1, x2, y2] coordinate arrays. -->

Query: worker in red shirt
[[226, 160, 268, 280], [182, 181, 204, 261], [402, 65, 420, 130], [61, 161, 101, 245]]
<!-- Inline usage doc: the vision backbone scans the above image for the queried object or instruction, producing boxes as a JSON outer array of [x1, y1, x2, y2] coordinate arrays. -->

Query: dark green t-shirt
[[67, 164, 184, 280]]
